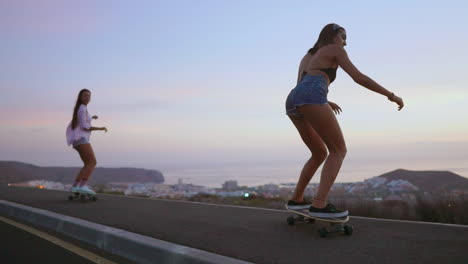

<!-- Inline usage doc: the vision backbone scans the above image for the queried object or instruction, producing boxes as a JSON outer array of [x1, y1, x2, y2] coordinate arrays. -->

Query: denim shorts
[[285, 74, 329, 118], [72, 137, 89, 148]]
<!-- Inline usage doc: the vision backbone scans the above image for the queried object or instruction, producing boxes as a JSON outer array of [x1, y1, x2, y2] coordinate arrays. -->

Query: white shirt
[[66, 104, 92, 146]]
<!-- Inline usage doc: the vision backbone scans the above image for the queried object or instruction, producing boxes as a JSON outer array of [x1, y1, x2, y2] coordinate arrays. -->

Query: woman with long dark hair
[[66, 89, 107, 194], [285, 24, 404, 217]]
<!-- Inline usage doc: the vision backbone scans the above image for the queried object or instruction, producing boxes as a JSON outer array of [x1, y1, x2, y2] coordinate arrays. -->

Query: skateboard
[[286, 207, 353, 237], [67, 191, 98, 202]]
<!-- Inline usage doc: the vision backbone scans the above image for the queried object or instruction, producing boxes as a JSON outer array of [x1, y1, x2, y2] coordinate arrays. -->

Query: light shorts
[[72, 137, 89, 148]]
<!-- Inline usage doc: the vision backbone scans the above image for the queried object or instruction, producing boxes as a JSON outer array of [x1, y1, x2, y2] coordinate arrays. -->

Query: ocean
[[162, 160, 468, 188]]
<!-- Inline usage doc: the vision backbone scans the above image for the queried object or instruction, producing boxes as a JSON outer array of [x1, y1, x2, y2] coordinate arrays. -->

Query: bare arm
[[83, 127, 107, 132], [335, 46, 392, 97], [78, 106, 108, 132], [335, 46, 404, 110]]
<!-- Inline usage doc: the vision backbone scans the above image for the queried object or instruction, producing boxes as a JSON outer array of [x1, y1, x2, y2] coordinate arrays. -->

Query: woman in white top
[[66, 89, 107, 194]]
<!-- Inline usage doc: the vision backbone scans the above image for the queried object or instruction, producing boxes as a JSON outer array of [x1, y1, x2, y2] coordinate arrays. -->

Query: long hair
[[308, 23, 345, 55], [71, 89, 91, 129]]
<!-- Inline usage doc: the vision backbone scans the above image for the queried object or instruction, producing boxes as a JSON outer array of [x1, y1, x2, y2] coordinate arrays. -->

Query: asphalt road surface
[[0, 217, 135, 264], [1, 186, 467, 264]]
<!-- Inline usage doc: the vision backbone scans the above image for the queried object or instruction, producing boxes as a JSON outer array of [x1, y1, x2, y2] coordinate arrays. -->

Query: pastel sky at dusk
[[1, 0, 467, 185]]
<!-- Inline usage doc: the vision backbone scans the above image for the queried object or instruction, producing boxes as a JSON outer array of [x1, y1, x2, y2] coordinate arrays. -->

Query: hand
[[92, 115, 98, 120], [328, 101, 342, 115], [388, 94, 404, 111], [101, 127, 108, 132]]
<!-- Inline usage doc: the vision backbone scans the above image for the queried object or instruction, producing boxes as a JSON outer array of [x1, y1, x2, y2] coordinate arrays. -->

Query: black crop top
[[320, 67, 338, 83]]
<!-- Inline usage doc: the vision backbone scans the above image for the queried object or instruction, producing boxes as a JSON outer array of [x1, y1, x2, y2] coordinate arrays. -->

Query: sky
[[1, 0, 467, 185]]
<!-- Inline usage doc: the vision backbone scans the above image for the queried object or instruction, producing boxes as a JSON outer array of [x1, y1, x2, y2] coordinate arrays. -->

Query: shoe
[[71, 186, 80, 193], [309, 203, 348, 218], [285, 198, 312, 210], [77, 185, 96, 195]]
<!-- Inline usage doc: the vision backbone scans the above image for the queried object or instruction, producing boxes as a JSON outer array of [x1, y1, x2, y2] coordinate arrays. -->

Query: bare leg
[[297, 104, 347, 208], [74, 146, 90, 182], [74, 144, 97, 182], [291, 157, 326, 201], [73, 168, 86, 183], [288, 116, 328, 202]]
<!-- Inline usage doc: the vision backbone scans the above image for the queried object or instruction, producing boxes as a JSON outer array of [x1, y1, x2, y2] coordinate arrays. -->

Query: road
[[1, 186, 467, 264], [0, 216, 135, 264]]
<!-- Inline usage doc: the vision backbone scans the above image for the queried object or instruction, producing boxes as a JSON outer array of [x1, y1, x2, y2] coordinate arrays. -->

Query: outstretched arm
[[334, 45, 404, 110], [83, 127, 107, 132], [78, 107, 108, 132]]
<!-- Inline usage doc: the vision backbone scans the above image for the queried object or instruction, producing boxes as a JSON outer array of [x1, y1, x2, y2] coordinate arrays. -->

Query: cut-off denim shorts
[[285, 74, 329, 118], [72, 137, 89, 148]]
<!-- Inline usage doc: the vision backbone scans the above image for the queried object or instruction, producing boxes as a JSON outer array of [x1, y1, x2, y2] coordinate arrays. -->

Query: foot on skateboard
[[285, 206, 353, 237]]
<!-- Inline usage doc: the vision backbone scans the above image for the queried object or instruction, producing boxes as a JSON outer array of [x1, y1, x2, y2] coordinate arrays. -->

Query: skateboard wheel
[[344, 225, 353, 235], [318, 228, 328, 237], [91, 196, 97, 201], [287, 216, 295, 225], [307, 218, 316, 223]]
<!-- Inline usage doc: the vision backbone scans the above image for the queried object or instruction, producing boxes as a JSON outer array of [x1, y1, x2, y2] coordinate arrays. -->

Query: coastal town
[[9, 175, 467, 204]]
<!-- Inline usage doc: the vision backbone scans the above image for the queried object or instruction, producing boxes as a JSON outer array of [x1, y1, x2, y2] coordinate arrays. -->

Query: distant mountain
[[344, 169, 468, 195], [378, 169, 468, 192], [0, 161, 164, 185]]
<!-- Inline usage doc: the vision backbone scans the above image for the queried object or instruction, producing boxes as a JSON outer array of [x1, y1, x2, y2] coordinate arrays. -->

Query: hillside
[[378, 169, 468, 192], [0, 161, 164, 185]]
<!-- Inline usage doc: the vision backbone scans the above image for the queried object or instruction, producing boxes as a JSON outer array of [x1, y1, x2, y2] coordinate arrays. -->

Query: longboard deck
[[68, 192, 97, 202], [286, 207, 349, 223], [285, 206, 353, 237]]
